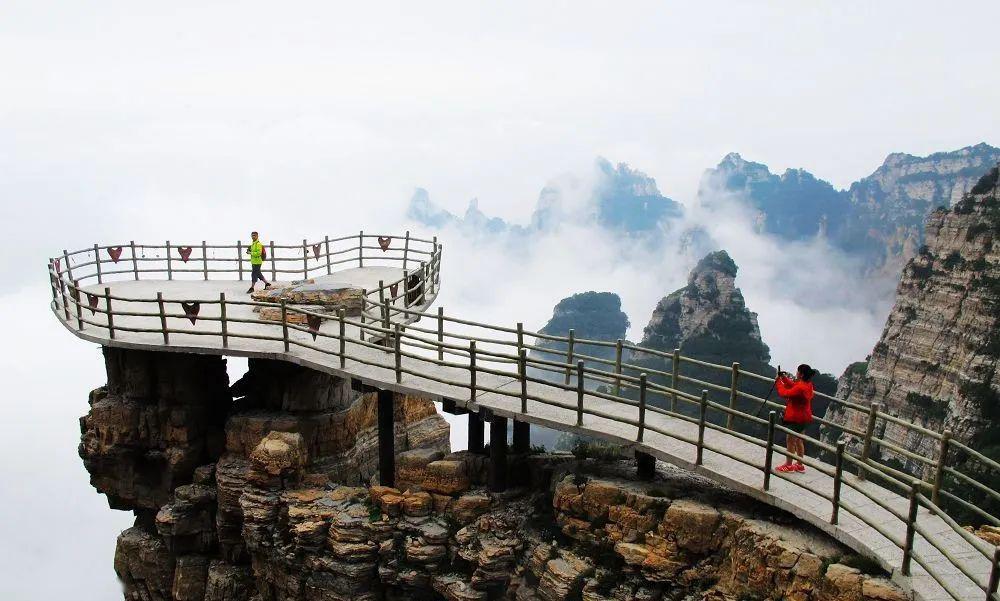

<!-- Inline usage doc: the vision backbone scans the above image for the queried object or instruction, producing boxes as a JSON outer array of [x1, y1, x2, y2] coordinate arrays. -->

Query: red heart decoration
[[181, 301, 200, 324], [53, 258, 61, 273], [87, 293, 99, 315], [389, 283, 398, 298], [312, 244, 321, 260], [178, 247, 193, 262], [108, 247, 123, 263], [377, 236, 391, 251], [306, 314, 322, 340]]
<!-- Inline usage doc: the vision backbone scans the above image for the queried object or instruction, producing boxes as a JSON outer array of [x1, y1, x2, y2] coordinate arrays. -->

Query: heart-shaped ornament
[[87, 293, 99, 315], [178, 247, 193, 262], [389, 283, 398, 298], [181, 301, 200, 324], [306, 314, 323, 340], [108, 247, 123, 263], [312, 244, 321, 260], [377, 236, 391, 251]]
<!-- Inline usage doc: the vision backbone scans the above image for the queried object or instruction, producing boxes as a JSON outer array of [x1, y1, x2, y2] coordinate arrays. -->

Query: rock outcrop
[[824, 165, 1000, 499], [532, 291, 630, 369]]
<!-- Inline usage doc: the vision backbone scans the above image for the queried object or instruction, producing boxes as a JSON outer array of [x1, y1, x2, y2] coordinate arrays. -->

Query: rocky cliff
[[80, 346, 906, 600], [824, 165, 1000, 494]]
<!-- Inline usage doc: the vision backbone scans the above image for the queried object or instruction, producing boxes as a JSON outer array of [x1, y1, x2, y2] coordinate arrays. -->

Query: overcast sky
[[3, 2, 1000, 599]]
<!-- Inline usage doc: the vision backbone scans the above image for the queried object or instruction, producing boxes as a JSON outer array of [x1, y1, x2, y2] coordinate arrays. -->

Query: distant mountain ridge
[[407, 157, 682, 235], [700, 143, 1000, 272]]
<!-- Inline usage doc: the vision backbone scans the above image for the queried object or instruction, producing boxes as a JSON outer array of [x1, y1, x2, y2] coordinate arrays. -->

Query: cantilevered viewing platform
[[48, 232, 1000, 601]]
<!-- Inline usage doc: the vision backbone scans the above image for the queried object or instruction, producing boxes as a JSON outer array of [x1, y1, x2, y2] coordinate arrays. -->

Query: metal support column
[[377, 389, 395, 487]]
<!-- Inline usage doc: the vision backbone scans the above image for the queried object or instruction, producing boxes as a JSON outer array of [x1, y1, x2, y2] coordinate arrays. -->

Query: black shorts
[[251, 264, 266, 284], [782, 419, 807, 435]]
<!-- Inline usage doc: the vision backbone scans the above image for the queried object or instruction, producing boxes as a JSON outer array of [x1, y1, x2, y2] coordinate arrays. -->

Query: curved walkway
[[47, 241, 996, 601]]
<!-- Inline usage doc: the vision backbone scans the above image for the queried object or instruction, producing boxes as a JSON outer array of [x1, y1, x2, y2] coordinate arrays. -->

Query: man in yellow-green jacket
[[246, 231, 271, 293]]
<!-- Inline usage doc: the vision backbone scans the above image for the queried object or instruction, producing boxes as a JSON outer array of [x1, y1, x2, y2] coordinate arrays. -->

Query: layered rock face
[[80, 348, 231, 511], [80, 348, 450, 600], [825, 165, 1000, 475]]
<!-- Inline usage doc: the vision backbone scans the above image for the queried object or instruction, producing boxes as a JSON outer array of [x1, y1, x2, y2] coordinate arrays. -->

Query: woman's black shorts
[[782, 420, 807, 434]]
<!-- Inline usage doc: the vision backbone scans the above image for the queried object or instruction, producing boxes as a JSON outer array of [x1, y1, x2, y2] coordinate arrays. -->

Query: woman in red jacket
[[775, 364, 816, 473]]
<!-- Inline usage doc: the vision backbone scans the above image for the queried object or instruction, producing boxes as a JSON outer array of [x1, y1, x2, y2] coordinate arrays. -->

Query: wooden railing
[[46, 233, 1000, 601]]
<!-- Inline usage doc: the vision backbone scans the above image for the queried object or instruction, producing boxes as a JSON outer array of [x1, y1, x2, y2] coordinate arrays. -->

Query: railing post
[[565, 329, 575, 386], [764, 411, 776, 490], [430, 237, 438, 294], [637, 373, 647, 442], [437, 307, 445, 361], [394, 324, 402, 384], [987, 546, 1000, 601], [671, 348, 680, 412], [614, 339, 623, 396], [166, 241, 173, 280], [403, 270, 410, 308], [94, 244, 103, 284], [157, 292, 169, 344], [324, 235, 332, 275], [358, 230, 364, 267], [382, 301, 392, 350], [104, 287, 114, 339], [576, 361, 585, 426], [73, 280, 83, 330], [832, 439, 845, 524], [269, 241, 276, 282], [237, 240, 243, 280], [420, 261, 427, 304], [130, 241, 139, 280], [48, 261, 58, 304], [358, 290, 367, 342], [202, 241, 208, 280], [696, 390, 707, 465], [338, 309, 346, 368], [220, 292, 228, 348], [858, 402, 881, 481], [58, 270, 69, 320], [469, 341, 477, 403], [931, 430, 951, 506], [403, 230, 410, 270], [280, 299, 289, 352], [727, 362, 740, 429], [302, 239, 309, 278], [519, 348, 528, 414], [901, 479, 920, 576], [62, 250, 74, 281]]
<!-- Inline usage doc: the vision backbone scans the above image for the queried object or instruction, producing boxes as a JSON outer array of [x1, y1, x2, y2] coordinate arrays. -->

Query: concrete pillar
[[377, 389, 395, 487], [490, 414, 508, 492], [636, 450, 655, 481], [468, 411, 484, 454], [512, 420, 530, 454]]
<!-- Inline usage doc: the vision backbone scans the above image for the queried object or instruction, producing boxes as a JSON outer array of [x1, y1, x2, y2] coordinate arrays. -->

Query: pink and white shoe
[[793, 463, 805, 472]]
